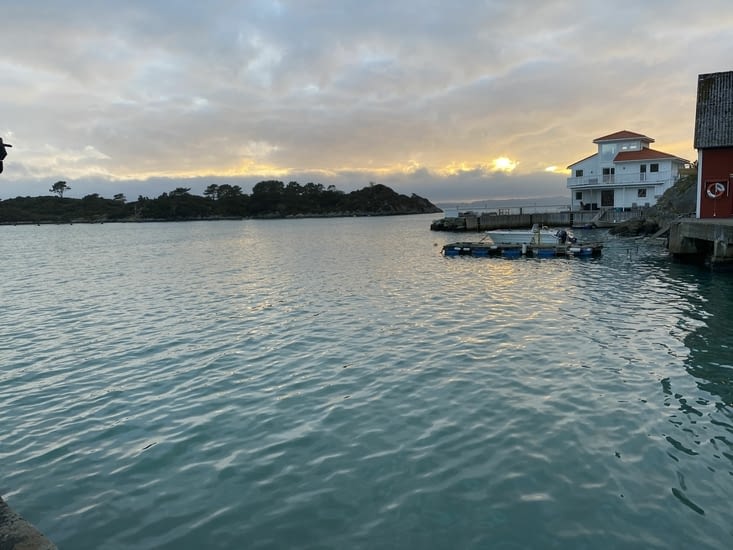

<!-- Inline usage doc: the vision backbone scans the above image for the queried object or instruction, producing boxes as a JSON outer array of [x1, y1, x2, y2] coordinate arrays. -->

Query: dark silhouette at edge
[[0, 137, 11, 174]]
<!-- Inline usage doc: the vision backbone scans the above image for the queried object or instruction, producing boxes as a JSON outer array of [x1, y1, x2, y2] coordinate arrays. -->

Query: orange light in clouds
[[544, 165, 569, 174]]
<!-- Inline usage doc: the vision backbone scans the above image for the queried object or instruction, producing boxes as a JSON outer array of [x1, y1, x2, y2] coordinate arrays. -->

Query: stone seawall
[[431, 210, 601, 231], [668, 218, 733, 269], [0, 497, 56, 550]]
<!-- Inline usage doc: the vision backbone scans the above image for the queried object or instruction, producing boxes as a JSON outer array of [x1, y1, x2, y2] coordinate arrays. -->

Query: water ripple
[[1, 219, 733, 549]]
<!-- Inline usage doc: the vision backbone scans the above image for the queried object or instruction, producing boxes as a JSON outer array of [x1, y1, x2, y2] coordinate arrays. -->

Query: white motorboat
[[485, 224, 574, 245]]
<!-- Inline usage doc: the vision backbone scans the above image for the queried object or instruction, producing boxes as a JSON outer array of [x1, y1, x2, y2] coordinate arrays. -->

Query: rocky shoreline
[[0, 497, 56, 550], [608, 171, 697, 237]]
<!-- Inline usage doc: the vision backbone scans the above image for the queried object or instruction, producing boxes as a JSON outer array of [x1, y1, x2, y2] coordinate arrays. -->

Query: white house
[[566, 130, 689, 210]]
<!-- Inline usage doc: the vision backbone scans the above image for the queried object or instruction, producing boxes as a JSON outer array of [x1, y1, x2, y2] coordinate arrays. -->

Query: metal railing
[[441, 204, 571, 217], [567, 170, 675, 188]]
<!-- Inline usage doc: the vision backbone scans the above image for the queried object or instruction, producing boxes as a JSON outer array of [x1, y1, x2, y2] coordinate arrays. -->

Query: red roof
[[614, 148, 689, 163], [593, 130, 654, 143]]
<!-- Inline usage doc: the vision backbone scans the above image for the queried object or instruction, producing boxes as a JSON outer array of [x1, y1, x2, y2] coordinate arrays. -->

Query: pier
[[668, 218, 733, 269], [431, 208, 644, 231]]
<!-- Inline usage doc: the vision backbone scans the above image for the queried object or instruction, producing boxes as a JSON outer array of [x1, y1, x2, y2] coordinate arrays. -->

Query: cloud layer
[[1, 1, 730, 202]]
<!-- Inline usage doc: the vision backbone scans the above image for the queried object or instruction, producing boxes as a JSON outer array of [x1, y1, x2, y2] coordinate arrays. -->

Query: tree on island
[[204, 184, 219, 200], [50, 180, 70, 198]]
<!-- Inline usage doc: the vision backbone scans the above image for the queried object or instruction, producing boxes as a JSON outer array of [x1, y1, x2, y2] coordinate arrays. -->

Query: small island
[[0, 181, 441, 224]]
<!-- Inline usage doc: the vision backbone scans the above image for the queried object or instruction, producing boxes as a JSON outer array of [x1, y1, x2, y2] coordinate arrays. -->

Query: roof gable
[[593, 130, 654, 144], [694, 71, 733, 148], [566, 152, 597, 169]]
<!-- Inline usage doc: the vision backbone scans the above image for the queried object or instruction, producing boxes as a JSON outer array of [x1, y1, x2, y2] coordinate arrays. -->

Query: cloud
[[0, 164, 569, 205], [1, 0, 732, 201]]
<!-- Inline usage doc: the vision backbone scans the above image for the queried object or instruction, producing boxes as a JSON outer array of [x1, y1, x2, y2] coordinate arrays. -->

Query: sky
[[1, 1, 731, 204]]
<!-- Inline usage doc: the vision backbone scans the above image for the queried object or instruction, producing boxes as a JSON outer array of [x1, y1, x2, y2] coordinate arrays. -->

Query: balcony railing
[[567, 170, 675, 188]]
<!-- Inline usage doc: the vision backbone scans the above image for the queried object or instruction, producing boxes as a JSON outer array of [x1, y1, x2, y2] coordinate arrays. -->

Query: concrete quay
[[668, 218, 733, 269], [0, 497, 56, 550]]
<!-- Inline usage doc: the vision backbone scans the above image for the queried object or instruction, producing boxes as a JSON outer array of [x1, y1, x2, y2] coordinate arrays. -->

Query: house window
[[601, 143, 617, 161], [637, 189, 647, 198], [650, 163, 659, 172], [575, 169, 583, 177], [602, 167, 615, 183], [575, 191, 583, 200]]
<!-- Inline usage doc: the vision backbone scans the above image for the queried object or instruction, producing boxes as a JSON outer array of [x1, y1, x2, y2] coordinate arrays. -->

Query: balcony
[[567, 170, 675, 189]]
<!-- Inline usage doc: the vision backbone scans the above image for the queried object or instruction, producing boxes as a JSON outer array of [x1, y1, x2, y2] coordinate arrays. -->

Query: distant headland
[[0, 181, 441, 224]]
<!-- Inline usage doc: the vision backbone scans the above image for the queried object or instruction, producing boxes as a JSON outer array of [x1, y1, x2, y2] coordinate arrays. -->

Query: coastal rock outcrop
[[609, 172, 697, 237], [0, 497, 56, 550]]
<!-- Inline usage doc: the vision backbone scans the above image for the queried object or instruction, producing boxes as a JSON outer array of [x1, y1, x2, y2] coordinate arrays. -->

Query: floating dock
[[442, 241, 602, 258]]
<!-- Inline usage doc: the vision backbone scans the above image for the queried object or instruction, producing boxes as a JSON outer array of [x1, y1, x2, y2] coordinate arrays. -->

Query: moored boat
[[484, 224, 575, 245]]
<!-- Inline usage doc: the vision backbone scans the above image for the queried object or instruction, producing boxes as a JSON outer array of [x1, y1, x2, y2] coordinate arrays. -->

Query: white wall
[[569, 155, 599, 178]]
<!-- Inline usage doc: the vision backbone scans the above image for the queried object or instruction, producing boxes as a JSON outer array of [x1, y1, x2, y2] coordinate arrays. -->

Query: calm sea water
[[1, 215, 732, 549]]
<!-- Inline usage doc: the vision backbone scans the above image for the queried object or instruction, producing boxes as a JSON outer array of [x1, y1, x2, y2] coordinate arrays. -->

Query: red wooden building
[[695, 71, 733, 218]]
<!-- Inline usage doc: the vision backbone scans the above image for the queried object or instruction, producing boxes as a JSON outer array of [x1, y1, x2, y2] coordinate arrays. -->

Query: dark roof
[[593, 130, 654, 144], [614, 148, 689, 163], [694, 71, 733, 149]]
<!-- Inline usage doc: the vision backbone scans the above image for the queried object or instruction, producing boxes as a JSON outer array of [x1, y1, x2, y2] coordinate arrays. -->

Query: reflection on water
[[642, 266, 733, 520], [683, 275, 733, 405]]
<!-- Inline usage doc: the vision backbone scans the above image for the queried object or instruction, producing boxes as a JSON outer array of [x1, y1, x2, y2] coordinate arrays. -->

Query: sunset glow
[[0, 1, 722, 202], [491, 157, 518, 173]]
